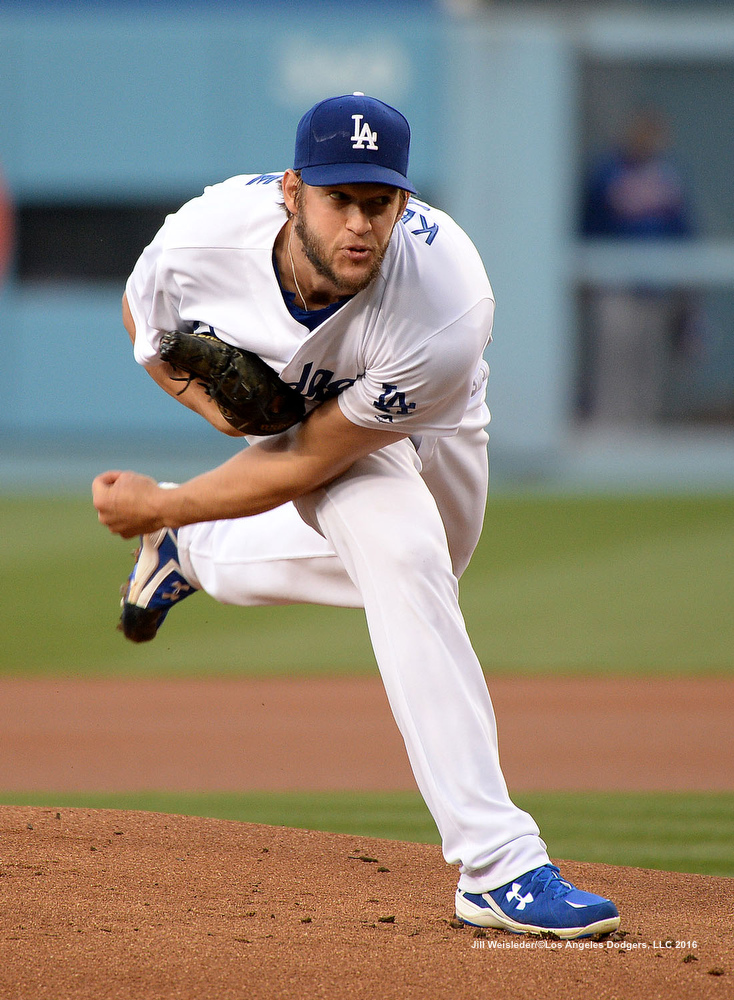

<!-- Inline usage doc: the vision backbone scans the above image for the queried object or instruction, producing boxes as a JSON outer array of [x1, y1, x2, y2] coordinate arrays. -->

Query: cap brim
[[300, 162, 416, 194]]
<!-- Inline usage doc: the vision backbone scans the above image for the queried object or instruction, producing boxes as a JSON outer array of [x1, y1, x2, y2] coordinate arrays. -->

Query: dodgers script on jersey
[[126, 174, 494, 439]]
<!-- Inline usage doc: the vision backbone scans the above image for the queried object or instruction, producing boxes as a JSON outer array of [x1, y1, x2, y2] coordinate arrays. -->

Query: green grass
[[0, 495, 375, 676], [2, 790, 731, 879], [517, 791, 734, 879], [1, 493, 732, 676], [461, 493, 734, 673]]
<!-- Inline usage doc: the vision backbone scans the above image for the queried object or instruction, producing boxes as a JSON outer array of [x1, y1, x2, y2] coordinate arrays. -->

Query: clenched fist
[[92, 470, 170, 539]]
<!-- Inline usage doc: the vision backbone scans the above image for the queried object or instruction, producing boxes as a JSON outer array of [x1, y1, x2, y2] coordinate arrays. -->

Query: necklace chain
[[287, 226, 308, 311]]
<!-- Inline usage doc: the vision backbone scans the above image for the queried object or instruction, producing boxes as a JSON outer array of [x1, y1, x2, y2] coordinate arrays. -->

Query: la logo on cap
[[349, 93, 378, 151], [351, 114, 378, 150]]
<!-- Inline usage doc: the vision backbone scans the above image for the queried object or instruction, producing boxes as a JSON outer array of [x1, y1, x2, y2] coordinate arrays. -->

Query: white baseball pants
[[177, 389, 549, 892]]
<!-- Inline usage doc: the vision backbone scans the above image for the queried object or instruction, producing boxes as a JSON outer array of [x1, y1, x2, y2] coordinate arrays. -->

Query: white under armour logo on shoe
[[163, 581, 191, 602], [351, 114, 378, 150], [505, 884, 534, 910]]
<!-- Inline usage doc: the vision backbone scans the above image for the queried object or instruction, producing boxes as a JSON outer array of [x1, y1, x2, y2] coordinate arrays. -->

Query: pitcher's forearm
[[122, 291, 244, 436], [161, 406, 384, 526], [93, 397, 406, 538], [161, 440, 324, 526], [144, 360, 245, 436]]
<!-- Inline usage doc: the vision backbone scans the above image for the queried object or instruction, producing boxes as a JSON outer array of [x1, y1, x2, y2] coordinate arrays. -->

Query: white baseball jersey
[[125, 173, 494, 439]]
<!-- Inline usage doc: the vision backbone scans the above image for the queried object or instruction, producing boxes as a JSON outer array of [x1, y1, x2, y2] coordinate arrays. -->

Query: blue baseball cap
[[294, 92, 416, 193]]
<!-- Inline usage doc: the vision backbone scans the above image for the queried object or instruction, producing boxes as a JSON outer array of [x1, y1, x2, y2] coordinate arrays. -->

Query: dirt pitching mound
[[1, 806, 731, 1000]]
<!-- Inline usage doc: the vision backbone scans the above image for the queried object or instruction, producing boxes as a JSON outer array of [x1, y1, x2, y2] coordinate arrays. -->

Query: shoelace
[[525, 864, 573, 898]]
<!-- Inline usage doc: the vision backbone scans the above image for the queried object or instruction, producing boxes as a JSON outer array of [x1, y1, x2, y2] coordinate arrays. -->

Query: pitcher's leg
[[178, 394, 489, 609], [178, 501, 362, 608], [296, 440, 549, 890], [419, 397, 490, 580]]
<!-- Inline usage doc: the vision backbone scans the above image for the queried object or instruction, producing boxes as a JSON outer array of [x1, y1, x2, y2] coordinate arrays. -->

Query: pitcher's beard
[[293, 214, 387, 298]]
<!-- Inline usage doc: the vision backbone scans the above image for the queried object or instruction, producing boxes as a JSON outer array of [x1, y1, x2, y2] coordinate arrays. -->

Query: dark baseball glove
[[159, 330, 305, 435]]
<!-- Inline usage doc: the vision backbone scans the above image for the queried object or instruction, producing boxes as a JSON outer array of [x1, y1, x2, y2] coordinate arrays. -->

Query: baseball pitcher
[[93, 93, 619, 939]]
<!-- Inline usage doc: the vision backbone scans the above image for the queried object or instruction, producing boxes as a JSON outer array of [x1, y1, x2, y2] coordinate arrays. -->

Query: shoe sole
[[455, 891, 621, 940]]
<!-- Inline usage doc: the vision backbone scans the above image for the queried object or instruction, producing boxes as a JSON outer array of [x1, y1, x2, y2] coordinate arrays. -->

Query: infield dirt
[[1, 674, 732, 999]]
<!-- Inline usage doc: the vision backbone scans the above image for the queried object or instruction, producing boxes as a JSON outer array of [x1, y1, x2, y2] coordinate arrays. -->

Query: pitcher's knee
[[371, 522, 454, 580]]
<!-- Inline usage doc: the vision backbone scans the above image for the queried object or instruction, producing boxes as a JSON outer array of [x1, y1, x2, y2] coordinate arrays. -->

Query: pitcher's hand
[[92, 470, 168, 539]]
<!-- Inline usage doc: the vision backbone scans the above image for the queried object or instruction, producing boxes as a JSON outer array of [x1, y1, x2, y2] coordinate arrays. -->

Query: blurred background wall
[[1, 0, 733, 491]]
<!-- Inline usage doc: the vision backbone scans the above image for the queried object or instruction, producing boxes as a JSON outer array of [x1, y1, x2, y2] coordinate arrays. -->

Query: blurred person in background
[[580, 106, 697, 426]]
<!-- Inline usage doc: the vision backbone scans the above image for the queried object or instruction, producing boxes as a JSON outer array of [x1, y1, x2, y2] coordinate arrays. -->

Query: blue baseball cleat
[[119, 527, 198, 643], [455, 864, 620, 939]]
